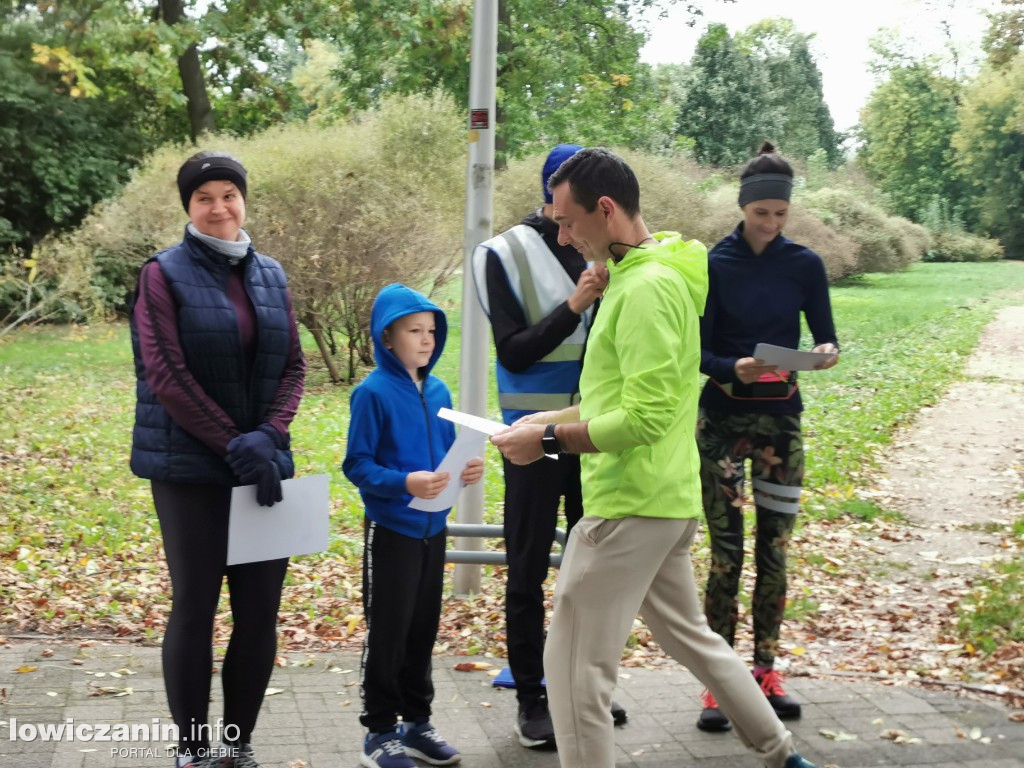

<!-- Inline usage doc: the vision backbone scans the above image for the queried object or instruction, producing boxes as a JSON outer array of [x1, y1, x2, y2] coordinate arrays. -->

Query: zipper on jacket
[[240, 260, 258, 430], [419, 385, 434, 539]]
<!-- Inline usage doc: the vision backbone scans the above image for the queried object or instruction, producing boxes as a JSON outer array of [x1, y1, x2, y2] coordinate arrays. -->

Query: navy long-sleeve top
[[699, 223, 839, 414]]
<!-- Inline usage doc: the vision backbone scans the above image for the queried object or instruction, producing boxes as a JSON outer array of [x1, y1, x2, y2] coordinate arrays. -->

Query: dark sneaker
[[218, 743, 259, 768], [361, 730, 415, 768], [785, 755, 818, 768], [755, 669, 802, 720], [515, 696, 556, 749], [175, 753, 219, 768], [401, 721, 461, 766], [696, 688, 732, 732], [611, 699, 628, 726]]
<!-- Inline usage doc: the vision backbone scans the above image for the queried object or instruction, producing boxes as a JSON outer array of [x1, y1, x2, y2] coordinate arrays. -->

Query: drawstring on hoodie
[[607, 237, 657, 263]]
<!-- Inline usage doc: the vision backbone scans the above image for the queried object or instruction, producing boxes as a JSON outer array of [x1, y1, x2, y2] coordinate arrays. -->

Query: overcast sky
[[640, 0, 1002, 132]]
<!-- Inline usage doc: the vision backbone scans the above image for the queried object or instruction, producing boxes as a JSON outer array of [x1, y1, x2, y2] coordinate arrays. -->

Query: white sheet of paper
[[437, 407, 507, 435], [753, 343, 833, 372], [227, 474, 330, 565], [437, 406, 558, 461], [409, 426, 487, 512]]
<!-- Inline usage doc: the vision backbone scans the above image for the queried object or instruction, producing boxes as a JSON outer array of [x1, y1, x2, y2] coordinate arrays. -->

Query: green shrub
[[46, 92, 466, 380], [250, 91, 465, 380], [888, 216, 933, 268], [493, 151, 548, 233], [616, 149, 710, 243], [0, 248, 90, 336], [924, 231, 1004, 262], [787, 207, 862, 281], [494, 148, 711, 250], [804, 188, 918, 274]]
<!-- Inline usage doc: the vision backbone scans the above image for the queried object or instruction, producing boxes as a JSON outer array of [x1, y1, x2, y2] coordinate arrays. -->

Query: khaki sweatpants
[[544, 515, 795, 768]]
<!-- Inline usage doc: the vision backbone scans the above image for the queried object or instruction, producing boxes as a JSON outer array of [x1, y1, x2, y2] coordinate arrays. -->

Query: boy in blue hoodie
[[344, 283, 484, 768]]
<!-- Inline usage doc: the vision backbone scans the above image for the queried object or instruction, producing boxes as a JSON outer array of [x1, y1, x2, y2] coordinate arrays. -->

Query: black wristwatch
[[541, 423, 561, 455]]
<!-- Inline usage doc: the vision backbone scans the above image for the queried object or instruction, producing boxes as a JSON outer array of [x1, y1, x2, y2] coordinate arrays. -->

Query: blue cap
[[542, 144, 584, 204]]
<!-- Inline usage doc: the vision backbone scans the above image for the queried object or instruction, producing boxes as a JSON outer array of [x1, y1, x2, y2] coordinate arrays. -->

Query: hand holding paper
[[809, 342, 840, 370], [408, 408, 496, 512], [753, 343, 835, 372], [461, 456, 484, 485], [407, 470, 450, 500]]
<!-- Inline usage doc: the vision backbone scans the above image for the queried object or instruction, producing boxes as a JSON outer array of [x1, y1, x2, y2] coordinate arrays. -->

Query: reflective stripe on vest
[[473, 225, 590, 423]]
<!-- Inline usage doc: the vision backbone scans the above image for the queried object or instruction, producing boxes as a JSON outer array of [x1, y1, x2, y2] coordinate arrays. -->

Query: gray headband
[[738, 173, 793, 207]]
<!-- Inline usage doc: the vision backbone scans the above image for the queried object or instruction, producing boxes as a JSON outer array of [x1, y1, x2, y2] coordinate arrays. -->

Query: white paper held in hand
[[407, 408, 499, 513], [752, 342, 833, 372], [436, 407, 507, 435], [438, 406, 558, 461], [227, 474, 330, 565]]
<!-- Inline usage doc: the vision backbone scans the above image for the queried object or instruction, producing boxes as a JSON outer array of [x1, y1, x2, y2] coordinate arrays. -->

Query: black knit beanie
[[177, 152, 248, 212]]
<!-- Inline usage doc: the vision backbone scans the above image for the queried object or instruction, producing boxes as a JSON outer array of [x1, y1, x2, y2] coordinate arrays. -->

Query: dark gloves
[[255, 460, 283, 507], [228, 425, 285, 506], [227, 425, 281, 480]]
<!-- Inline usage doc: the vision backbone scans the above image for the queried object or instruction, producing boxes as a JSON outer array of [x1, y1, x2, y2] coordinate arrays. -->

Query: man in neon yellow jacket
[[492, 148, 819, 768]]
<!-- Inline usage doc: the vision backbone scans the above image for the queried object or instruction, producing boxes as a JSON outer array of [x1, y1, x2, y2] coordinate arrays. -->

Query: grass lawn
[[2, 261, 1024, 646]]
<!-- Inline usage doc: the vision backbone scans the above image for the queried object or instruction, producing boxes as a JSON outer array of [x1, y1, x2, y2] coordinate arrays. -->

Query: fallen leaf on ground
[[880, 728, 922, 745], [819, 729, 858, 741], [88, 685, 132, 697]]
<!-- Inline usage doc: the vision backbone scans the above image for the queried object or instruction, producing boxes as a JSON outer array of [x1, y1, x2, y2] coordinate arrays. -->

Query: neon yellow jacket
[[580, 232, 709, 519]]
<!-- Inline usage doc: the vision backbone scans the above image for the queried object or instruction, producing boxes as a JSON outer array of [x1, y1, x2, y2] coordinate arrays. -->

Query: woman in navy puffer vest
[[130, 151, 305, 768]]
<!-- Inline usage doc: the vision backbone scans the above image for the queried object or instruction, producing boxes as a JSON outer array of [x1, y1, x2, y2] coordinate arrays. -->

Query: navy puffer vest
[[129, 233, 295, 485]]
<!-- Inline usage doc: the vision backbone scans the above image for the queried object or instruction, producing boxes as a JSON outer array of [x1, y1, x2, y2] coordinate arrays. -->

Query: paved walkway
[[1, 641, 1021, 768]]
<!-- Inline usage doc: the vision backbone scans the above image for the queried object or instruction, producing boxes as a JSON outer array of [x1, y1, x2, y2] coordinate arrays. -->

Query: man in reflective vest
[[472, 144, 623, 749]]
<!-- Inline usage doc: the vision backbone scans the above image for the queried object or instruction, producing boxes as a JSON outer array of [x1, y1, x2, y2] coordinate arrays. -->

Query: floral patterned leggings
[[696, 408, 804, 669]]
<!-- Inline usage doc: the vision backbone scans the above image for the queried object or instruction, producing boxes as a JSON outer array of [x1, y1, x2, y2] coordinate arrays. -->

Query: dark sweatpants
[[152, 481, 288, 755], [502, 454, 583, 705], [359, 521, 446, 733]]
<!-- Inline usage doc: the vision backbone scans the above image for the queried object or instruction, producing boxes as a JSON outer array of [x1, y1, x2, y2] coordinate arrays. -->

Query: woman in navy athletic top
[[695, 141, 839, 733]]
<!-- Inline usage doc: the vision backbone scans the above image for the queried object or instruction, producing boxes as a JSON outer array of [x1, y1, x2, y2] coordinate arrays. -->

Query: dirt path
[[872, 304, 1024, 568], [788, 304, 1024, 701]]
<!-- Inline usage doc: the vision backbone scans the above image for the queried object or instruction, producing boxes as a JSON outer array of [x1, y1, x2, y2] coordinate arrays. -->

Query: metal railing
[[445, 523, 568, 568]]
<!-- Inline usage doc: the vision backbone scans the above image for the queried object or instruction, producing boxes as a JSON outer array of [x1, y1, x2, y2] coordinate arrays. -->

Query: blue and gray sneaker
[[361, 730, 415, 768], [784, 755, 818, 768], [401, 721, 461, 765]]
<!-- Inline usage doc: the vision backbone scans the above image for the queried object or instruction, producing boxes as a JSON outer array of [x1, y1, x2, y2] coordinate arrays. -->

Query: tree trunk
[[306, 322, 343, 383], [494, 0, 511, 171], [158, 0, 215, 141]]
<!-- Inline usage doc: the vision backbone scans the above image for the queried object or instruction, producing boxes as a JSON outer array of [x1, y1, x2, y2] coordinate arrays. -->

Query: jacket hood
[[370, 283, 448, 377], [611, 231, 708, 315]]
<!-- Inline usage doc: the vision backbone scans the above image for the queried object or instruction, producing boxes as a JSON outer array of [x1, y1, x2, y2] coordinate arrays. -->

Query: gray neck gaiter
[[187, 223, 251, 265]]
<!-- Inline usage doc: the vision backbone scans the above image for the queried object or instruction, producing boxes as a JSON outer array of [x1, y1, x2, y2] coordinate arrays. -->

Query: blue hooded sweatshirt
[[342, 284, 456, 539]]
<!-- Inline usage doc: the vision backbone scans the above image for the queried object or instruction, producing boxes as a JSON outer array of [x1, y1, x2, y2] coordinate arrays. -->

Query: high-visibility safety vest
[[472, 224, 593, 425]]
